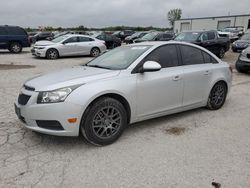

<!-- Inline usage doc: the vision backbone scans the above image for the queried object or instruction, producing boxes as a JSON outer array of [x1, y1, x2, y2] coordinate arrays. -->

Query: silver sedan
[[16, 41, 232, 145], [31, 34, 107, 59]]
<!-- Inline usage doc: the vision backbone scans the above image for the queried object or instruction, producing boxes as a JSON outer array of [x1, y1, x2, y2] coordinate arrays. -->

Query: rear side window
[[144, 45, 179, 68], [6, 27, 26, 35], [0, 27, 7, 35], [180, 45, 204, 65], [202, 51, 218, 64]]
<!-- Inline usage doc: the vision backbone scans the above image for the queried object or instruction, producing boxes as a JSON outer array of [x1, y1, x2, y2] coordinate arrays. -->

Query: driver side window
[[64, 37, 78, 43]]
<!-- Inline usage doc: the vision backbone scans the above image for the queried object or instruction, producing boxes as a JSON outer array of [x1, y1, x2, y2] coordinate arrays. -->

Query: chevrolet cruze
[[15, 42, 232, 145]]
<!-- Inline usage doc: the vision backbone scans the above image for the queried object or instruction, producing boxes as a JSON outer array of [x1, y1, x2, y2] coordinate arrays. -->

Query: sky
[[0, 0, 249, 28]]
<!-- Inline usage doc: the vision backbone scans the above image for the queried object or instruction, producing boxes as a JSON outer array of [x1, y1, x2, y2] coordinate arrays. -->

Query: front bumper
[[14, 87, 84, 136], [236, 58, 250, 67], [31, 48, 47, 57]]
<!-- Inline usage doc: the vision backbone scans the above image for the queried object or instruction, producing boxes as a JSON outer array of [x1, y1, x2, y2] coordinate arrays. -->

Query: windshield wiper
[[85, 64, 112, 70]]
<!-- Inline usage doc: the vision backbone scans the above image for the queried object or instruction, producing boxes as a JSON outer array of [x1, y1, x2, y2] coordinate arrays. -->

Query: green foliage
[[168, 8, 182, 28]]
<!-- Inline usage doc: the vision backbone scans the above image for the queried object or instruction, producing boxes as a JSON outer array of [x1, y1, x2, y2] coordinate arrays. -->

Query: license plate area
[[14, 104, 26, 123]]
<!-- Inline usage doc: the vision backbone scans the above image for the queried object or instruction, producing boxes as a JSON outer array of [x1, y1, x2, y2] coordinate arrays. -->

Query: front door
[[136, 45, 184, 118]]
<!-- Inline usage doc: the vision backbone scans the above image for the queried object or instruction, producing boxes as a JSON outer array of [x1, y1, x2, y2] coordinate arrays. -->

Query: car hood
[[25, 66, 120, 91], [34, 40, 56, 46]]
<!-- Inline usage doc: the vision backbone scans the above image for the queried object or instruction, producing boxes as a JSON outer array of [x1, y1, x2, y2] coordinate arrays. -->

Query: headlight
[[37, 86, 80, 104], [37, 47, 45, 50]]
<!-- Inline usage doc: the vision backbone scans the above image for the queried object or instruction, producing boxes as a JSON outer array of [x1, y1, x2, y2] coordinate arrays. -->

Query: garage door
[[217, 20, 231, 30], [180, 22, 191, 31]]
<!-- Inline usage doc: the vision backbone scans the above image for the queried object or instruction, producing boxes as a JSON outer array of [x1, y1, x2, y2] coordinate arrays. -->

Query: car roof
[[64, 34, 94, 38]]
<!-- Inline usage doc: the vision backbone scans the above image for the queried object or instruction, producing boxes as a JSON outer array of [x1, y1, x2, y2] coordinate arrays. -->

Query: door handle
[[173, 75, 181, 81], [204, 70, 210, 75]]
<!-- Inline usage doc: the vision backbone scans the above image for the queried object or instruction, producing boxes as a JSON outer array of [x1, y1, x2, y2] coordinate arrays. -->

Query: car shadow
[[25, 107, 207, 149], [0, 50, 30, 55]]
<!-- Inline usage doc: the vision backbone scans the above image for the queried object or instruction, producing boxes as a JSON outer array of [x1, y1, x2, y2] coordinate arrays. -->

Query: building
[[174, 14, 250, 33]]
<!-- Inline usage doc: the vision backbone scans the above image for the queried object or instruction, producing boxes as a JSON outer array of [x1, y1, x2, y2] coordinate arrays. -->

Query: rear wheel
[[207, 82, 227, 110], [46, 49, 59, 59], [217, 47, 225, 59], [80, 97, 127, 146], [90, 47, 100, 57], [9, 42, 22, 53]]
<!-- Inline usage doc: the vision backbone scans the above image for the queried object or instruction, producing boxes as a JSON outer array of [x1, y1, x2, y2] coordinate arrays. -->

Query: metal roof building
[[174, 14, 250, 33]]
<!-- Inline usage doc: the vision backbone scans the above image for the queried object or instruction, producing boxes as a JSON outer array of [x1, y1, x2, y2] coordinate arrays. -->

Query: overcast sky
[[0, 0, 249, 28]]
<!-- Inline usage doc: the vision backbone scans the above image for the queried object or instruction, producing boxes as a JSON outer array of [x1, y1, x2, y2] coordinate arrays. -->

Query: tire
[[80, 97, 127, 146], [207, 82, 227, 110], [9, 42, 22, 53], [217, 47, 225, 59], [90, 47, 100, 57], [235, 61, 249, 73], [46, 48, 59, 59]]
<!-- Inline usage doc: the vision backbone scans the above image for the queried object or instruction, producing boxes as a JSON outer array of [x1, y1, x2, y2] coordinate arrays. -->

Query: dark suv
[[0, 25, 30, 53]]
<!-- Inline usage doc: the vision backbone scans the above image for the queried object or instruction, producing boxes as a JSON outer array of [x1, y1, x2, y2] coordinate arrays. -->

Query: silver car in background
[[16, 42, 232, 146], [31, 34, 106, 59]]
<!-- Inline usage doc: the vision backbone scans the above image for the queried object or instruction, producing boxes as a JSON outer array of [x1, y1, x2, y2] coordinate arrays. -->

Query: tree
[[168, 8, 182, 29]]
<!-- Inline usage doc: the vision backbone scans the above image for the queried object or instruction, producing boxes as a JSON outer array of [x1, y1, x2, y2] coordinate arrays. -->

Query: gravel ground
[[0, 48, 250, 188]]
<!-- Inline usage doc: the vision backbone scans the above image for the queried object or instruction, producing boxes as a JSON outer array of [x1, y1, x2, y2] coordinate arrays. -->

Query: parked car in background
[[232, 33, 250, 52], [27, 32, 38, 37], [124, 32, 148, 44], [174, 30, 230, 58], [218, 28, 239, 42], [225, 26, 245, 37], [15, 41, 232, 145], [134, 32, 174, 43], [30, 32, 54, 43], [95, 33, 121, 49], [0, 25, 30, 53], [112, 30, 135, 41], [235, 47, 250, 73], [31, 34, 106, 59]]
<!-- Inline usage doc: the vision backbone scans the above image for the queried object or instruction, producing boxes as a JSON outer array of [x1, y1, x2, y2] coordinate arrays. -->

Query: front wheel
[[207, 82, 227, 110], [9, 42, 22, 53], [46, 49, 59, 59], [80, 97, 127, 146]]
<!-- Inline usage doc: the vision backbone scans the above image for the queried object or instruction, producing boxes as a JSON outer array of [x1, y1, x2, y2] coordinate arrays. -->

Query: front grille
[[247, 54, 250, 59], [18, 94, 31, 105], [36, 120, 64, 131], [24, 85, 35, 91]]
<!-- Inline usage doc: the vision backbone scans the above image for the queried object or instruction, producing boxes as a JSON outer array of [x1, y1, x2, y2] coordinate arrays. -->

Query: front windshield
[[174, 32, 200, 41], [86, 45, 151, 70], [130, 32, 141, 38], [52, 35, 69, 43], [240, 34, 250, 40], [141, 32, 158, 40]]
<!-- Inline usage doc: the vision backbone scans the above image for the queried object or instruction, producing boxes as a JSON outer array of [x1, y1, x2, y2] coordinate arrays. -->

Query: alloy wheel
[[92, 106, 122, 139]]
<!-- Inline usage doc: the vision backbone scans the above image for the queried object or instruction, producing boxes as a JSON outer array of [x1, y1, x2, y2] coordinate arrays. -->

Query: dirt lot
[[0, 48, 250, 188]]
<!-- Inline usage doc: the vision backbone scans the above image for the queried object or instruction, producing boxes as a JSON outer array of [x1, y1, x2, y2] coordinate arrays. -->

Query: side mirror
[[139, 61, 161, 73]]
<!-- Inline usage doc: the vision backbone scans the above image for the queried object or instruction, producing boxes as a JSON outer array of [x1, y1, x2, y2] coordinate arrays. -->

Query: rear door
[[77, 36, 95, 55], [136, 45, 184, 118], [0, 27, 8, 48], [179, 44, 213, 107]]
